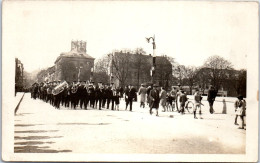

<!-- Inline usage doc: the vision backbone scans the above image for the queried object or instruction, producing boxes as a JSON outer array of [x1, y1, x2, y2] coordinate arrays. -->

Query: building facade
[[109, 51, 172, 89], [37, 40, 95, 83], [15, 58, 24, 93]]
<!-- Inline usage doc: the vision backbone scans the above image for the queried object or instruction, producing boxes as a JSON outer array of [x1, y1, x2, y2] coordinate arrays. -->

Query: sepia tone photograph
[[2, 0, 259, 162]]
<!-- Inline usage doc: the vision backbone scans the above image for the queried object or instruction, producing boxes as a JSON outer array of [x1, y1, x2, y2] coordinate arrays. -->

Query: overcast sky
[[3, 1, 257, 72]]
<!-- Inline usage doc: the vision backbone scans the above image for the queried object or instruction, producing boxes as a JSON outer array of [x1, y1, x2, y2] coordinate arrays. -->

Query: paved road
[[14, 93, 245, 154]]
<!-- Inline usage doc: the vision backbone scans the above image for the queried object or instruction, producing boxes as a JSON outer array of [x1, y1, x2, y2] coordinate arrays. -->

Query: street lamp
[[76, 66, 83, 82], [90, 67, 94, 82], [108, 53, 114, 85], [146, 35, 156, 84]]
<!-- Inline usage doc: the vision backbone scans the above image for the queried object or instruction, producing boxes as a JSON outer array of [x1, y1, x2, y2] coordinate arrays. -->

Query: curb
[[14, 93, 25, 115]]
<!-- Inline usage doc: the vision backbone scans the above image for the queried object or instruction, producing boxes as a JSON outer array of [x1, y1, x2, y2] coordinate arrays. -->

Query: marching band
[[30, 80, 124, 111]]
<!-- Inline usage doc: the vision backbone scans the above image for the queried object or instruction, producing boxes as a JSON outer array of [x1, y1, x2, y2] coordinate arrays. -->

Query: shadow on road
[[15, 130, 58, 133], [57, 123, 111, 125], [15, 124, 44, 127], [14, 145, 72, 153], [15, 136, 63, 140], [15, 141, 55, 145]]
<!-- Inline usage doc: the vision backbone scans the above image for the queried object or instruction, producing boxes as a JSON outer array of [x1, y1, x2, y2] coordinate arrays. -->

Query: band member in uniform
[[64, 82, 71, 108], [46, 82, 52, 104], [111, 83, 116, 110], [95, 82, 103, 110], [88, 82, 95, 108], [71, 81, 79, 109], [106, 85, 113, 109], [78, 81, 86, 109], [82, 81, 88, 110], [102, 84, 108, 108]]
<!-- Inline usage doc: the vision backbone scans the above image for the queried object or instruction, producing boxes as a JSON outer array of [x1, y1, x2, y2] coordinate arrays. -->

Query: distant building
[[37, 40, 95, 83], [109, 51, 172, 89], [15, 58, 24, 93]]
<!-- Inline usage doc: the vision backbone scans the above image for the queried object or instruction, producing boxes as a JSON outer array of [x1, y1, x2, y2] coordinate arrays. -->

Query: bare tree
[[203, 55, 233, 91], [111, 50, 131, 87], [182, 66, 198, 95], [196, 67, 210, 94], [172, 64, 186, 86], [93, 55, 110, 84], [133, 48, 151, 87]]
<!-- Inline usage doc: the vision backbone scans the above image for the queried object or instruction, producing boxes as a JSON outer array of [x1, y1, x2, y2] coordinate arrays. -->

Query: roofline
[[55, 55, 95, 64]]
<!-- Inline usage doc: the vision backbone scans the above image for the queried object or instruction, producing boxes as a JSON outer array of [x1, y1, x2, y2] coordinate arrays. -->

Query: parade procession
[[5, 1, 259, 160], [30, 81, 124, 111]]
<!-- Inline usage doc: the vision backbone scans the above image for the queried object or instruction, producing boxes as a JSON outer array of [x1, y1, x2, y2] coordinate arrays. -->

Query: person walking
[[124, 85, 130, 110], [179, 90, 187, 114], [146, 84, 152, 107], [207, 86, 217, 114], [169, 86, 177, 111], [138, 84, 147, 108], [193, 89, 203, 119], [127, 85, 136, 112], [234, 95, 246, 129], [95, 82, 103, 110], [160, 87, 167, 112], [149, 84, 160, 116], [106, 86, 113, 110]]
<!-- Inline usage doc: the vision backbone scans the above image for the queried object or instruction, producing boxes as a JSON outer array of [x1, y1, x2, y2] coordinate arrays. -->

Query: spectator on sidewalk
[[234, 95, 246, 130], [179, 90, 187, 114], [194, 89, 203, 119], [207, 86, 217, 114], [149, 84, 160, 116], [160, 87, 167, 112], [138, 84, 147, 108]]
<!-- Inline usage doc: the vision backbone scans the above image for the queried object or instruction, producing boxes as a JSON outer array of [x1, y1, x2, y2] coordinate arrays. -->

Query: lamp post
[[108, 53, 114, 85], [76, 66, 83, 82], [146, 35, 156, 84], [90, 67, 94, 82]]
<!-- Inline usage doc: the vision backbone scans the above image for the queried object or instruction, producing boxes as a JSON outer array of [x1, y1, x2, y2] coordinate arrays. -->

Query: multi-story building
[[37, 40, 95, 83], [109, 51, 172, 89], [15, 58, 24, 93]]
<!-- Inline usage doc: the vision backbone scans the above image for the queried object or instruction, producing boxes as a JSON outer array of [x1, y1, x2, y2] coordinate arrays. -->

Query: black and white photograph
[[2, 0, 259, 162]]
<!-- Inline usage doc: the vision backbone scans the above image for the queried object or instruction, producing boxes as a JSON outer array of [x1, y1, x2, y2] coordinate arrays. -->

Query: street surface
[[14, 93, 245, 154]]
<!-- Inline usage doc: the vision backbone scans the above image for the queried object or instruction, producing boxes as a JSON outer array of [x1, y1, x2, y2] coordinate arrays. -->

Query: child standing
[[194, 89, 203, 119]]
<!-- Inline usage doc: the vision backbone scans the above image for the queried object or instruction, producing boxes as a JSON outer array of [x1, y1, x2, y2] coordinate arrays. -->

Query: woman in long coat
[[160, 87, 167, 112], [138, 84, 147, 108], [149, 84, 160, 116]]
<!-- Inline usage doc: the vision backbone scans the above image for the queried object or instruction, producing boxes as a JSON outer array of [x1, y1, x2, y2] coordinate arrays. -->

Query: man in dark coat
[[106, 85, 113, 109], [207, 85, 217, 114], [95, 82, 103, 110], [87, 83, 95, 108], [179, 90, 187, 114], [78, 81, 86, 109], [146, 84, 152, 107], [124, 85, 130, 110], [127, 85, 137, 112], [149, 84, 160, 116], [102, 84, 108, 108]]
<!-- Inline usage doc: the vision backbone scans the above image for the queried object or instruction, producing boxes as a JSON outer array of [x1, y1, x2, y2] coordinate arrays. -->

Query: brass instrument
[[71, 82, 80, 94], [52, 81, 68, 95]]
